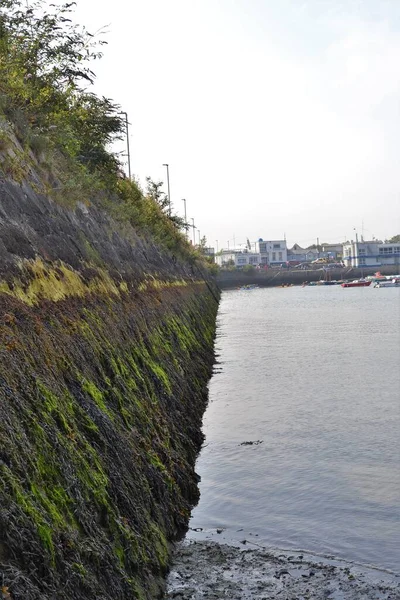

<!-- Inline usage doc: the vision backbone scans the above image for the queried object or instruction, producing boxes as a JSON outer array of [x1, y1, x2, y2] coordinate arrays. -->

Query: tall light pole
[[198, 230, 201, 246], [191, 218, 196, 246], [162, 163, 171, 215], [182, 199, 187, 238], [120, 111, 131, 179], [216, 240, 219, 253]]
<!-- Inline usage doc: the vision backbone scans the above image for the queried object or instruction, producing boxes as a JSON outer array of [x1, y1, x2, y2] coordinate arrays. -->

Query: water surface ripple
[[189, 286, 400, 572]]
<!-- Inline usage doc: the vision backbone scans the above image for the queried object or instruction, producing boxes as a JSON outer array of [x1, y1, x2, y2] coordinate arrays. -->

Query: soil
[[164, 539, 400, 599]]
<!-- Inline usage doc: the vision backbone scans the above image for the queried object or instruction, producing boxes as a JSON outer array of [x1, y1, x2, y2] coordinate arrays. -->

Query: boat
[[341, 280, 371, 288], [374, 278, 400, 288], [238, 284, 259, 291]]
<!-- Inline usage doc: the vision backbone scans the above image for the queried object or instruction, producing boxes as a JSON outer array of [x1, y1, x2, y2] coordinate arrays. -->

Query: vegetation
[[0, 278, 219, 599], [0, 0, 207, 264], [387, 234, 400, 244], [0, 3, 221, 598]]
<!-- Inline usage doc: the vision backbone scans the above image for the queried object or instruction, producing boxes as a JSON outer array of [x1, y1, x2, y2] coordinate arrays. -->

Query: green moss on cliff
[[0, 273, 219, 599]]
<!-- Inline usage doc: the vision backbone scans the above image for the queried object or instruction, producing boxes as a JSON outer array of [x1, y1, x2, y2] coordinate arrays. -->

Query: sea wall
[[0, 177, 220, 599], [216, 265, 399, 289]]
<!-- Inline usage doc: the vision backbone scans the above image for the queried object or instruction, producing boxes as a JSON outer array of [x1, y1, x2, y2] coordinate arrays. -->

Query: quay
[[216, 265, 400, 290]]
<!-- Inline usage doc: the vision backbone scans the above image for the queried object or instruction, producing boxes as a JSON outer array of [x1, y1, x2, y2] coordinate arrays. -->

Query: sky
[[72, 0, 400, 250]]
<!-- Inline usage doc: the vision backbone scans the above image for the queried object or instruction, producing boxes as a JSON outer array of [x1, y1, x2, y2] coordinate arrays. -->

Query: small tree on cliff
[[145, 177, 186, 230]]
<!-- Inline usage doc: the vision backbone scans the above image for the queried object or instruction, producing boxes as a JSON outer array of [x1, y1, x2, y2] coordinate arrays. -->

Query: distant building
[[255, 239, 287, 265], [215, 250, 260, 268], [203, 247, 215, 257], [321, 243, 343, 260], [342, 239, 400, 267], [287, 243, 318, 263]]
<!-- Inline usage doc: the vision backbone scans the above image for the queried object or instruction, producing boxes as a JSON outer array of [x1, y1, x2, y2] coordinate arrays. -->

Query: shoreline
[[164, 539, 400, 599]]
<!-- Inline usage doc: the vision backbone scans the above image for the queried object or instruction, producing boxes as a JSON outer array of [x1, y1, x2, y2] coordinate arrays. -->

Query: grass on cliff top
[[0, 0, 216, 270]]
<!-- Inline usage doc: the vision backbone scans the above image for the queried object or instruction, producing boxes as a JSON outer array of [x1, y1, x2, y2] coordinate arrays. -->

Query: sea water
[[189, 285, 400, 573]]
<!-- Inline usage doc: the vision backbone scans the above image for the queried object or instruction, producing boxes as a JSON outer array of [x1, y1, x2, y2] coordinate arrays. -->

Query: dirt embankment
[[0, 176, 220, 599]]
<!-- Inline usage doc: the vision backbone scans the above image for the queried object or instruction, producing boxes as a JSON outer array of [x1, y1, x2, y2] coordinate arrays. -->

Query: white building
[[321, 243, 343, 259], [342, 239, 400, 267], [215, 250, 260, 268], [287, 243, 319, 263], [255, 239, 287, 265]]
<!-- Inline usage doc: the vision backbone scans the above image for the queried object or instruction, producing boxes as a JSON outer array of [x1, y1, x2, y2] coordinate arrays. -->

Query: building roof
[[288, 243, 305, 252]]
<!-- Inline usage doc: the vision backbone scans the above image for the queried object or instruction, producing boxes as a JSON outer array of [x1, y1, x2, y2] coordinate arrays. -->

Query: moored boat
[[374, 278, 400, 288], [238, 284, 259, 291], [341, 280, 371, 288]]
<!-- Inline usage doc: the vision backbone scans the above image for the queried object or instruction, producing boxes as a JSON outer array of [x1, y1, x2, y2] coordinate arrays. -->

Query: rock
[[239, 440, 263, 446]]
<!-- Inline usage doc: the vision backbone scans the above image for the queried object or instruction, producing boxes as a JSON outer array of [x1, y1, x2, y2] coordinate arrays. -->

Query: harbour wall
[[216, 265, 399, 289], [0, 173, 219, 597]]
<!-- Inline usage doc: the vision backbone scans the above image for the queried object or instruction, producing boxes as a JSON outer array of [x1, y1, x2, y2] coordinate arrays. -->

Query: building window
[[259, 243, 267, 253], [237, 258, 246, 264], [379, 247, 392, 255], [359, 258, 366, 265], [359, 249, 366, 254], [394, 247, 400, 254], [273, 243, 280, 249], [278, 252, 282, 260], [272, 252, 276, 261]]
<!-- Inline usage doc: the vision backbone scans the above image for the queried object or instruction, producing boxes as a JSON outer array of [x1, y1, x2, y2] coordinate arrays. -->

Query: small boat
[[238, 284, 259, 291], [341, 280, 371, 288], [374, 278, 400, 288]]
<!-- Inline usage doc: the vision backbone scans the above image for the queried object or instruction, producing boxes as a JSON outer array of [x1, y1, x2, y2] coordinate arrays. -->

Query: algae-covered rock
[[0, 177, 219, 599]]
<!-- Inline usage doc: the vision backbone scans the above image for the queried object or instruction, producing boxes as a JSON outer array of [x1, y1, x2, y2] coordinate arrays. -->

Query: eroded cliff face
[[0, 177, 220, 599]]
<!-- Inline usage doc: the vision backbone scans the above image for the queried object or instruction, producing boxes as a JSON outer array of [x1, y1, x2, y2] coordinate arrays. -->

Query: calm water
[[189, 286, 400, 573]]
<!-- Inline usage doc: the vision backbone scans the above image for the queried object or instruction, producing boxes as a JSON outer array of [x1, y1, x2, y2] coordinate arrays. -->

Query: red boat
[[341, 280, 371, 288]]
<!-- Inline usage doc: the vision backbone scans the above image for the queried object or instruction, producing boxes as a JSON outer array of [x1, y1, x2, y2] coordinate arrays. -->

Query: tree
[[0, 0, 124, 175], [145, 177, 169, 211], [145, 177, 186, 230], [388, 234, 400, 244]]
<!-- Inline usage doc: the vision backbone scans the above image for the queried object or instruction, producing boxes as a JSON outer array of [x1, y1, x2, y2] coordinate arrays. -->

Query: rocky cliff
[[0, 136, 219, 599]]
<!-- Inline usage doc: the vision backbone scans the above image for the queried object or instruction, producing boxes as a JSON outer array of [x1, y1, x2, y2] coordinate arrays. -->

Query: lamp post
[[120, 111, 131, 179], [198, 230, 201, 246], [162, 163, 171, 215], [191, 218, 196, 246], [182, 199, 187, 238], [216, 240, 219, 253]]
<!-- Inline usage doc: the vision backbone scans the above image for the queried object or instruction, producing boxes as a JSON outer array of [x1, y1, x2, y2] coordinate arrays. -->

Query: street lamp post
[[162, 163, 171, 216], [182, 199, 187, 238], [191, 218, 196, 246], [198, 230, 201, 246], [120, 111, 131, 179], [216, 240, 219, 253]]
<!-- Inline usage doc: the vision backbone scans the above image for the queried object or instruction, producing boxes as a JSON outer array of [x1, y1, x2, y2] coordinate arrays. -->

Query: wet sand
[[164, 539, 400, 599]]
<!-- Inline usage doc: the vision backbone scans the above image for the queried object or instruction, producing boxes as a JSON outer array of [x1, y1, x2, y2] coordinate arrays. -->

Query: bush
[[242, 264, 255, 273]]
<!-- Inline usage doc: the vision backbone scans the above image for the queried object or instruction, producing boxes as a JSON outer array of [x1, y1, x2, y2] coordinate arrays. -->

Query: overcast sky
[[74, 0, 400, 249]]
